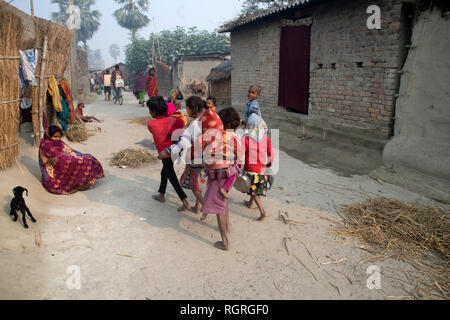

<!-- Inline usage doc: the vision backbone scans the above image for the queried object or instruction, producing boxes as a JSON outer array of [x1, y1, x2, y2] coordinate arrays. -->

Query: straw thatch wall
[[33, 17, 73, 134], [0, 9, 23, 170], [0, 1, 73, 170]]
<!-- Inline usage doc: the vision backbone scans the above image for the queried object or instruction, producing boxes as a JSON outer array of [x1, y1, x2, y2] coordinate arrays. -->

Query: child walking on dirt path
[[158, 96, 206, 214], [198, 110, 241, 251], [243, 113, 273, 221], [147, 96, 191, 212], [217, 107, 243, 201]]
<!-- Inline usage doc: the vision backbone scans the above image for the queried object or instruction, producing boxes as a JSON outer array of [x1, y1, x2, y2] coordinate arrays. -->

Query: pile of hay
[[66, 118, 88, 143], [110, 148, 158, 168], [332, 197, 450, 299]]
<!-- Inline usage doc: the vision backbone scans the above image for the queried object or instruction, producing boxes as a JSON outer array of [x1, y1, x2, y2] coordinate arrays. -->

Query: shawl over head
[[246, 113, 268, 142], [166, 102, 177, 116], [200, 108, 223, 133]]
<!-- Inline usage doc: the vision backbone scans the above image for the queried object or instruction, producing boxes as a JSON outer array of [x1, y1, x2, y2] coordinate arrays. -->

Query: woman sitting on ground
[[39, 125, 105, 195]]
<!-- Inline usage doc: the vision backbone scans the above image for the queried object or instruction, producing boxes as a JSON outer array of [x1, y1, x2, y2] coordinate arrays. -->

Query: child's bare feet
[[200, 213, 208, 221], [257, 212, 268, 221], [214, 241, 229, 251], [178, 199, 190, 212], [244, 200, 256, 209], [152, 194, 165, 203], [219, 188, 229, 199], [190, 205, 201, 214]]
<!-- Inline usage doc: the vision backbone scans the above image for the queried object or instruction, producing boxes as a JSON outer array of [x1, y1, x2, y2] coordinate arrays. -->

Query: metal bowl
[[234, 173, 251, 193]]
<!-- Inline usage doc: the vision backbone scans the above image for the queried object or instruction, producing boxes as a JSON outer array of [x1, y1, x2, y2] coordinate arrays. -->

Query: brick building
[[220, 0, 414, 142]]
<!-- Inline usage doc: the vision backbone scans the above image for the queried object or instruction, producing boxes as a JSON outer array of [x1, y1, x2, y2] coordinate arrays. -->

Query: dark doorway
[[278, 25, 311, 114]]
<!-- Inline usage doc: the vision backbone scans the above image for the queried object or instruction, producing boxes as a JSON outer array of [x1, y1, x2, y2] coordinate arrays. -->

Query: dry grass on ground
[[110, 147, 158, 168], [332, 197, 449, 300], [66, 118, 88, 143]]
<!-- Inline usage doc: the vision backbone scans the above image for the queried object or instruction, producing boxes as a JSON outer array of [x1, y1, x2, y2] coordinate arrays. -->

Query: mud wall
[[383, 8, 450, 180]]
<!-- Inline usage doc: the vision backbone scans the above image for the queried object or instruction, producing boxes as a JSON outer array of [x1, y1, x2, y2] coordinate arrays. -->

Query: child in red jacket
[[147, 96, 190, 211], [243, 113, 274, 221]]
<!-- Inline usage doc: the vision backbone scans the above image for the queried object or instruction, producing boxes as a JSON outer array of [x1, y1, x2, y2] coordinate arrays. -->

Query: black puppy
[[10, 186, 36, 229]]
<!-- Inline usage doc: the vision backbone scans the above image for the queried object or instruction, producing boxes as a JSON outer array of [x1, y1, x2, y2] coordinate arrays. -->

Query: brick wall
[[230, 0, 406, 139]]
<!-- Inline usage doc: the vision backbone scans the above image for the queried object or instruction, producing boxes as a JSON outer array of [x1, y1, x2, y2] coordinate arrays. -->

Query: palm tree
[[51, 0, 101, 49], [113, 0, 150, 40], [109, 44, 121, 63]]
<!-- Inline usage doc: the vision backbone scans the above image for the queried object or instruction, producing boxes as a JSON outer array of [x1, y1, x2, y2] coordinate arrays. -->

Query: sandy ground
[[0, 92, 448, 300]]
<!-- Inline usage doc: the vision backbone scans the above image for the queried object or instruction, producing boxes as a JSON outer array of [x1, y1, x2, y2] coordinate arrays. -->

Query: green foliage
[[51, 0, 101, 48], [113, 0, 150, 39], [125, 26, 230, 75], [125, 37, 152, 74]]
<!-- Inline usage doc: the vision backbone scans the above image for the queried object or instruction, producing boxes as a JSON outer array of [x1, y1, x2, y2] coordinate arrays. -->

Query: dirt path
[[0, 93, 444, 299]]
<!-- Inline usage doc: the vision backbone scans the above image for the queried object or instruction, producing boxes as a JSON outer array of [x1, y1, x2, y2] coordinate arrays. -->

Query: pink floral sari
[[39, 136, 105, 195]]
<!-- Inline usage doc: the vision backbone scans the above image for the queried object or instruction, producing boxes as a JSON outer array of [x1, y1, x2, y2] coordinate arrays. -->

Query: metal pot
[[234, 173, 251, 193]]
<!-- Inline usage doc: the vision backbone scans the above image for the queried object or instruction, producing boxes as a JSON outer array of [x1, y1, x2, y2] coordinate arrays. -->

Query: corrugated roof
[[211, 60, 231, 71], [207, 60, 231, 82], [219, 0, 320, 32]]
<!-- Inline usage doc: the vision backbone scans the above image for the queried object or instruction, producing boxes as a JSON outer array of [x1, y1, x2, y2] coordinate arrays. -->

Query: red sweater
[[148, 116, 185, 157], [243, 135, 273, 174], [75, 106, 83, 116]]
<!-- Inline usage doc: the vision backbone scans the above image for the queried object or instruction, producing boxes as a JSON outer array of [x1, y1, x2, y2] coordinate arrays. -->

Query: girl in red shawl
[[39, 125, 105, 195], [147, 67, 158, 98], [197, 107, 241, 251]]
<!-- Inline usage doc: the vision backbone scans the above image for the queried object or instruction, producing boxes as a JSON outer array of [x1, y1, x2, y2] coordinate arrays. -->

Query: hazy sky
[[12, 0, 244, 66]]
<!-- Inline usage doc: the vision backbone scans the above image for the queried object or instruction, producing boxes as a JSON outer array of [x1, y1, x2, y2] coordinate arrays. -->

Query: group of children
[[147, 86, 273, 251]]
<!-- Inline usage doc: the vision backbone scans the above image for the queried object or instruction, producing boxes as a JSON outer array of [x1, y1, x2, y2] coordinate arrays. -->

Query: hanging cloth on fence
[[60, 78, 76, 123], [57, 86, 70, 132], [48, 75, 62, 112], [19, 64, 26, 89], [19, 49, 38, 86], [20, 98, 32, 110]]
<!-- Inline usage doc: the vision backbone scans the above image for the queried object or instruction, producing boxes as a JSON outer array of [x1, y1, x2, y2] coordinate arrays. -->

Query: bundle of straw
[[332, 197, 450, 299], [0, 9, 23, 170], [110, 148, 158, 168], [66, 118, 88, 143]]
